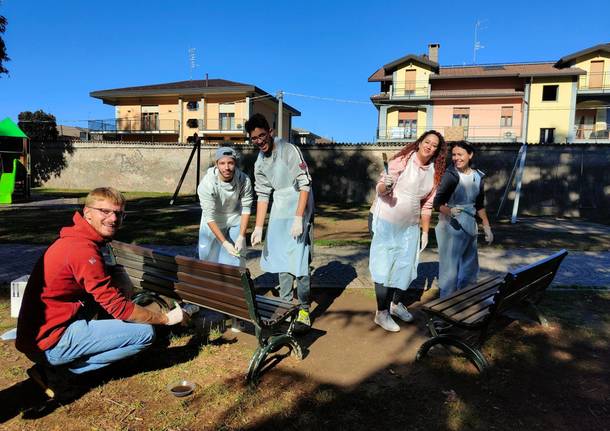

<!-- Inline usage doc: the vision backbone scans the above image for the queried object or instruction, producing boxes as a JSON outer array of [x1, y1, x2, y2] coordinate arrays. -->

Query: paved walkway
[[1, 243, 608, 289]]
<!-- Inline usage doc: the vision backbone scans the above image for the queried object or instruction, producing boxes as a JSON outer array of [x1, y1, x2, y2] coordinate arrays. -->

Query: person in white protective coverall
[[369, 131, 447, 332], [433, 140, 493, 299], [245, 113, 314, 334], [197, 146, 253, 267]]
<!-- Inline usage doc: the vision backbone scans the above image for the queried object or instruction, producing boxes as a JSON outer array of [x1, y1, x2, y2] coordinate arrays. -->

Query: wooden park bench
[[416, 249, 568, 372], [108, 241, 303, 385]]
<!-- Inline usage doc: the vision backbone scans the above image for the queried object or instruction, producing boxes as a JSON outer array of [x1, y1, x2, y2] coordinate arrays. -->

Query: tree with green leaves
[[0, 14, 8, 76], [18, 110, 59, 142]]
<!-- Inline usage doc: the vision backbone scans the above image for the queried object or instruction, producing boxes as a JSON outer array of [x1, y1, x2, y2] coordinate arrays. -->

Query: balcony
[[197, 117, 246, 134], [573, 125, 610, 142], [577, 73, 610, 94], [377, 126, 521, 142], [390, 80, 431, 100], [89, 118, 179, 134]]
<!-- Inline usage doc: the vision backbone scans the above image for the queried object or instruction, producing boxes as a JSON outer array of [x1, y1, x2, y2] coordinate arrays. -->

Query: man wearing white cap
[[197, 147, 253, 267]]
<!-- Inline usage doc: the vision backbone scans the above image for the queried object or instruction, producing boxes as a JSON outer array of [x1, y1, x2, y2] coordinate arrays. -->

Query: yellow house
[[370, 43, 610, 143], [89, 79, 300, 143], [555, 43, 610, 141]]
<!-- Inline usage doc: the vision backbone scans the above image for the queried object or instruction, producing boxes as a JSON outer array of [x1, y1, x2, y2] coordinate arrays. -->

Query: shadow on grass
[[0, 330, 216, 423]]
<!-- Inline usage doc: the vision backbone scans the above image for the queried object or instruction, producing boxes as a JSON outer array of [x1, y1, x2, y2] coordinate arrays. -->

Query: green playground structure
[[0, 158, 18, 204], [0, 117, 30, 204]]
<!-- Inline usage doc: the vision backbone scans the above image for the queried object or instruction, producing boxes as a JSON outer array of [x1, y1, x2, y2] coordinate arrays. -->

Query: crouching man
[[16, 187, 183, 397]]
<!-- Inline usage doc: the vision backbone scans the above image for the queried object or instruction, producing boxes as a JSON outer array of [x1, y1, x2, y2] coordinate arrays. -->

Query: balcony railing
[[89, 119, 179, 133], [577, 72, 610, 92], [197, 117, 246, 132], [378, 126, 521, 141], [573, 125, 610, 140], [391, 81, 431, 99]]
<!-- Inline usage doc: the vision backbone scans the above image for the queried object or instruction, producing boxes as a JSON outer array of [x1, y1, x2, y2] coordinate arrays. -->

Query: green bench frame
[[416, 249, 568, 372], [108, 241, 303, 385]]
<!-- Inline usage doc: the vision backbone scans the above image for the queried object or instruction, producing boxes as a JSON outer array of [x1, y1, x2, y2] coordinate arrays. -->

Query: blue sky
[[1, 0, 608, 142]]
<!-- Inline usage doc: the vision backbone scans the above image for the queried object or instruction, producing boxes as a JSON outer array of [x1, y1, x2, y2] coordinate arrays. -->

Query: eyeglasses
[[87, 206, 126, 220], [250, 132, 268, 143]]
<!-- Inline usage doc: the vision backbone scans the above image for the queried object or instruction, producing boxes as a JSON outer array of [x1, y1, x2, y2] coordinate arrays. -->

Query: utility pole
[[277, 90, 284, 139]]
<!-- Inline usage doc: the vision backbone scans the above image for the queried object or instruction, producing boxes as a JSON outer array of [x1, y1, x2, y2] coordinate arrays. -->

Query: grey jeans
[[278, 272, 310, 311]]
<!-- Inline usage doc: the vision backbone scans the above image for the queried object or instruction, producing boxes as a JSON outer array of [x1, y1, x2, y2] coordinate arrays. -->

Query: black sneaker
[[27, 364, 56, 399]]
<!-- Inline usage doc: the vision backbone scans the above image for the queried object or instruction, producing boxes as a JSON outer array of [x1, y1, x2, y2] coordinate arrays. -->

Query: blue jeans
[[278, 272, 310, 310], [45, 319, 155, 374]]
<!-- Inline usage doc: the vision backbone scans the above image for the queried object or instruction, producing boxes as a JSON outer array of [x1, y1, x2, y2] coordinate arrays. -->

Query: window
[[542, 85, 558, 101], [539, 128, 555, 144], [220, 113, 235, 130], [398, 111, 417, 138], [404, 69, 417, 95], [186, 101, 199, 111], [186, 118, 199, 129], [141, 105, 159, 131], [500, 106, 513, 127], [452, 107, 470, 138]]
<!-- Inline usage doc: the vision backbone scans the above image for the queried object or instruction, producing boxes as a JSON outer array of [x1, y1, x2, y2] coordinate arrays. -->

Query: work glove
[[419, 231, 429, 253], [251, 226, 263, 246], [222, 240, 239, 256], [483, 224, 494, 245], [382, 173, 394, 193], [290, 216, 303, 238], [450, 207, 462, 217], [165, 306, 184, 326], [234, 235, 246, 254]]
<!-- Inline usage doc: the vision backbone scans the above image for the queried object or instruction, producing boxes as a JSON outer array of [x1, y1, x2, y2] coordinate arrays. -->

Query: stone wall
[[32, 141, 610, 219]]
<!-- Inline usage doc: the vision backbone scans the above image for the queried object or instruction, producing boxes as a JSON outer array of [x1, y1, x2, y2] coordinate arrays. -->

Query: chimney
[[205, 73, 209, 87], [428, 43, 440, 64]]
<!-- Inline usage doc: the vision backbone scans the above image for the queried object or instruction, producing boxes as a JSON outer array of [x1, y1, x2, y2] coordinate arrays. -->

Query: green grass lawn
[[2, 189, 609, 250]]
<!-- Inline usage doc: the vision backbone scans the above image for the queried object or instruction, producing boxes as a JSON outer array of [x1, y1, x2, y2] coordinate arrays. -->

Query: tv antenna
[[188, 48, 199, 80], [473, 19, 487, 64]]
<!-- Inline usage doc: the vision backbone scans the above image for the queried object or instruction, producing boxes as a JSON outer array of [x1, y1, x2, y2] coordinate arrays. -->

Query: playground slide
[[0, 158, 17, 204]]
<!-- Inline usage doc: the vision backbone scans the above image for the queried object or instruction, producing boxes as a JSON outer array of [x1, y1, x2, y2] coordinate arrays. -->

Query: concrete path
[[1, 243, 608, 289]]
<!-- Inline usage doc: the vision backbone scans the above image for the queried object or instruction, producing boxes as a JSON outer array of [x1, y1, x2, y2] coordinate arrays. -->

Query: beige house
[[89, 78, 300, 143]]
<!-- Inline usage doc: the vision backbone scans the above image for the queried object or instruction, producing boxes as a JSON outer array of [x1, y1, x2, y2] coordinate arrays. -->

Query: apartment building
[[369, 43, 610, 143], [89, 78, 300, 143]]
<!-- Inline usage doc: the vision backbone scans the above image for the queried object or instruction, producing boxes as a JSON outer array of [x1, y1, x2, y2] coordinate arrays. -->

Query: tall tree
[[0, 14, 8, 76], [18, 110, 59, 141]]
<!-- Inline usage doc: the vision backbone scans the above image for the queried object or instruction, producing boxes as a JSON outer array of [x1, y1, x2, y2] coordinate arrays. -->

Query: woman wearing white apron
[[197, 147, 253, 268], [370, 131, 447, 332], [246, 114, 314, 333], [433, 141, 493, 298]]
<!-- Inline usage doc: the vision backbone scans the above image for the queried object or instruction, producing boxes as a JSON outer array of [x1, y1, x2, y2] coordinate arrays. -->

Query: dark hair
[[391, 130, 448, 186], [451, 140, 475, 155], [244, 113, 270, 134]]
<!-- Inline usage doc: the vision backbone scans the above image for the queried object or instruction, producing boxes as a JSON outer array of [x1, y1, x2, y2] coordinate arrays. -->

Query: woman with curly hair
[[369, 130, 447, 332]]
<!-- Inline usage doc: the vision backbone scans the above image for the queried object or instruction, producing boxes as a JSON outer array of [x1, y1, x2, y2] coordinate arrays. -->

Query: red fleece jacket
[[16, 212, 135, 359]]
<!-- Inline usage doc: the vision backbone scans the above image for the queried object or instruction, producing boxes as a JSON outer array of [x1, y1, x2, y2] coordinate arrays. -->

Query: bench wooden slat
[[114, 253, 178, 274], [175, 255, 242, 278], [176, 271, 244, 298], [174, 280, 248, 309], [110, 241, 177, 264], [122, 266, 176, 288], [255, 295, 295, 309], [440, 288, 498, 321], [126, 275, 179, 298], [425, 276, 502, 310], [178, 290, 251, 321], [462, 308, 492, 325]]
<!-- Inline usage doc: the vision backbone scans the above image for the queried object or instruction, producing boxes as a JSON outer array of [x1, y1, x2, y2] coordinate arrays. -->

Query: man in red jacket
[[16, 187, 183, 398]]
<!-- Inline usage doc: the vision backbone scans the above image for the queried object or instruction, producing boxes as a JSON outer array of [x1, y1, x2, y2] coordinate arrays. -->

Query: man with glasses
[[17, 187, 184, 399], [245, 113, 314, 333]]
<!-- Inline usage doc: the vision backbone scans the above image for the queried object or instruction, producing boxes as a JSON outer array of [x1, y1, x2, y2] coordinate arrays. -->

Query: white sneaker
[[374, 310, 400, 332], [390, 302, 414, 323]]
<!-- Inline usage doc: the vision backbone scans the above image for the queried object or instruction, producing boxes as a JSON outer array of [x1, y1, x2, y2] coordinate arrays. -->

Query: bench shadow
[[0, 330, 216, 423]]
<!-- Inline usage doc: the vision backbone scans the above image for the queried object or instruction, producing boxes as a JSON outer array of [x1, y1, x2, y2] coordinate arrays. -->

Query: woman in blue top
[[433, 141, 494, 299]]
